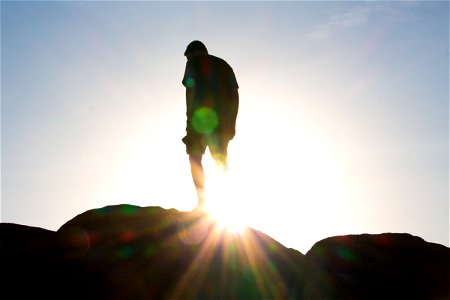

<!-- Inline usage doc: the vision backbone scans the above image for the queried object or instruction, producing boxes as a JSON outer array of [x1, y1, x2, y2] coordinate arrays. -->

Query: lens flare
[[192, 107, 218, 134]]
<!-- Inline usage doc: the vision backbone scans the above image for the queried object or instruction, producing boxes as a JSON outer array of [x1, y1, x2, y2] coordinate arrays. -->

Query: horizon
[[1, 1, 449, 253]]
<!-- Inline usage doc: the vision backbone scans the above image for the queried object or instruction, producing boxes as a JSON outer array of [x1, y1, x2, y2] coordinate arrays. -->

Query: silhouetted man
[[182, 41, 239, 209]]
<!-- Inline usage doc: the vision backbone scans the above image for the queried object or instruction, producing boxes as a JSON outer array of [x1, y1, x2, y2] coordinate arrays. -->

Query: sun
[[200, 153, 247, 234]]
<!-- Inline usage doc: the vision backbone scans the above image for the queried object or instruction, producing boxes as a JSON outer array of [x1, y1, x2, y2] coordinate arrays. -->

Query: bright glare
[[110, 94, 353, 252], [202, 154, 247, 234], [197, 102, 354, 252]]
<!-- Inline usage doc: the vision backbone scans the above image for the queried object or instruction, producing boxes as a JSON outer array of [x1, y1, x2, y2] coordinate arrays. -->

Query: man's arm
[[186, 87, 195, 131], [186, 87, 195, 116]]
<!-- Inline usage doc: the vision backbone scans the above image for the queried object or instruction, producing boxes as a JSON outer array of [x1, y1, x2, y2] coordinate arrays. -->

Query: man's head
[[184, 40, 208, 60]]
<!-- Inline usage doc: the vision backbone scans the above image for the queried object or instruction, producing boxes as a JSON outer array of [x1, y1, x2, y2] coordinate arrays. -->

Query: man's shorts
[[182, 132, 229, 158]]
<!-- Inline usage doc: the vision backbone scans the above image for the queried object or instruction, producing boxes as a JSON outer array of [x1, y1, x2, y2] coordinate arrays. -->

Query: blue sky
[[1, 1, 448, 253]]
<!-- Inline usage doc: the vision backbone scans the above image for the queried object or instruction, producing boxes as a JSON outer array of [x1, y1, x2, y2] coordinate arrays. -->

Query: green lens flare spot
[[184, 77, 195, 88], [120, 205, 138, 215], [192, 107, 218, 134]]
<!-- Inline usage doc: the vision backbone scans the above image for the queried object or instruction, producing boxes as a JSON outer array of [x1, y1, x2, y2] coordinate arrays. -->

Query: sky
[[1, 0, 448, 254]]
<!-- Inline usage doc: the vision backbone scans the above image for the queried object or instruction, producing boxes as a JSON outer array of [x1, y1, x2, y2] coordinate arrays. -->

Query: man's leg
[[189, 154, 205, 208], [210, 138, 229, 172]]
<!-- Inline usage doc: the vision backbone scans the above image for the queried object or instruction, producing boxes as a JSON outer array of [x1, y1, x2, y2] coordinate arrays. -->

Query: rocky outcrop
[[1, 204, 449, 299], [304, 233, 450, 299]]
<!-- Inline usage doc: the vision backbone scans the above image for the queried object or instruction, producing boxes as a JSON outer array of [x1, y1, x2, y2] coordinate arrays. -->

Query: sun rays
[[168, 155, 299, 298], [166, 151, 295, 298], [170, 211, 292, 299]]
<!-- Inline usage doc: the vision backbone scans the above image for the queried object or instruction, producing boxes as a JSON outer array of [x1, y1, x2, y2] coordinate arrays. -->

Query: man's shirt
[[182, 54, 239, 136]]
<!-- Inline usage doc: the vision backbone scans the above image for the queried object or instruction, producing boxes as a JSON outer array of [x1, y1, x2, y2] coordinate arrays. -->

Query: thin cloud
[[306, 6, 371, 40], [306, 3, 417, 40]]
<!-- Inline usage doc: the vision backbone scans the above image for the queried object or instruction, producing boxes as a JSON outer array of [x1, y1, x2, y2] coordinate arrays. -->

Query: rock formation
[[1, 204, 449, 299]]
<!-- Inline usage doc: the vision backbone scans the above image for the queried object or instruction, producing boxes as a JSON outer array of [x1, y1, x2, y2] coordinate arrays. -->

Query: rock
[[1, 223, 61, 298], [303, 233, 450, 299], [55, 205, 305, 299]]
